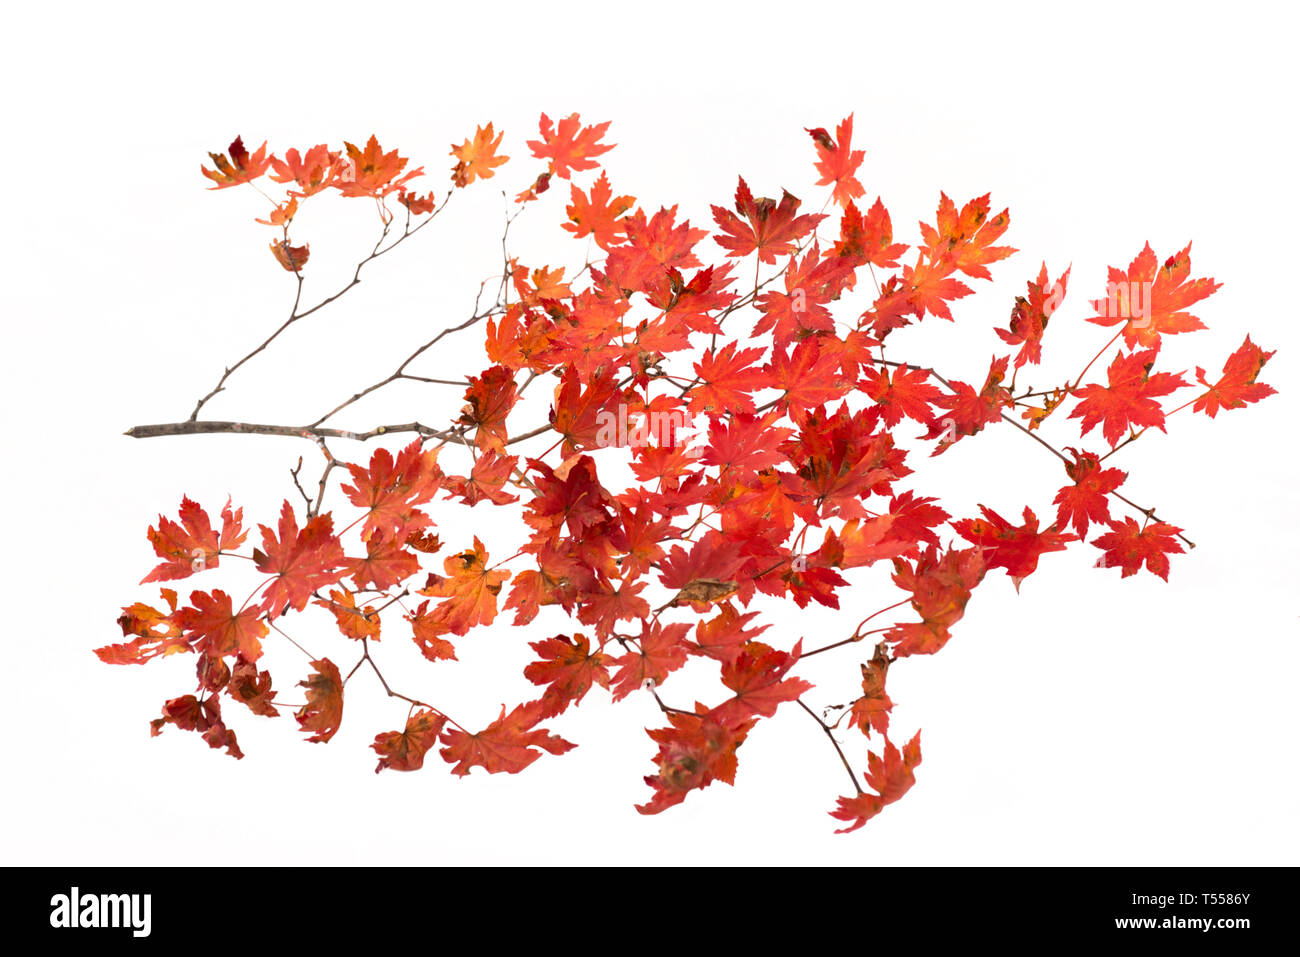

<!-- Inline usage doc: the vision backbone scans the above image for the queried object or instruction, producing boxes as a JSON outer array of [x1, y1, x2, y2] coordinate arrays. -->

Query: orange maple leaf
[[337, 135, 423, 199], [372, 709, 447, 773], [406, 599, 459, 662], [340, 439, 443, 541], [439, 700, 575, 775], [459, 365, 518, 454], [296, 658, 343, 743], [141, 496, 246, 584], [563, 171, 636, 249], [313, 588, 381, 641], [849, 646, 893, 738], [98, 589, 187, 664], [269, 240, 309, 272], [450, 122, 509, 187], [400, 189, 436, 215], [227, 654, 279, 717], [252, 502, 346, 614], [201, 136, 270, 189], [268, 145, 339, 196], [919, 192, 1016, 281], [175, 589, 269, 662], [416, 537, 510, 637], [527, 112, 614, 180]]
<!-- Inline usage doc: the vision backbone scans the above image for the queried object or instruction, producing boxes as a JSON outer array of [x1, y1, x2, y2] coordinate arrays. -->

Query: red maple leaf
[[764, 337, 854, 413], [690, 602, 770, 665], [807, 113, 866, 207], [751, 244, 848, 347], [636, 705, 756, 815], [610, 621, 691, 701], [442, 451, 520, 506], [613, 497, 671, 579], [901, 258, 972, 320], [150, 694, 243, 759], [141, 496, 246, 584], [688, 342, 767, 415], [406, 600, 458, 662], [524, 633, 612, 717], [227, 654, 279, 717], [1086, 242, 1221, 350], [439, 700, 575, 776], [717, 640, 812, 720], [1069, 348, 1188, 447], [885, 491, 951, 549], [345, 529, 421, 591], [829, 730, 922, 833], [1091, 517, 1185, 580], [252, 502, 346, 614], [849, 646, 893, 738], [604, 205, 710, 292], [1192, 335, 1278, 417], [549, 366, 626, 456], [1052, 448, 1127, 537], [834, 197, 909, 269], [701, 411, 792, 478], [711, 177, 826, 265], [817, 516, 917, 569], [340, 440, 442, 540], [860, 363, 942, 427], [886, 547, 986, 657], [950, 505, 1075, 588], [995, 262, 1070, 368], [576, 576, 651, 639], [459, 365, 518, 454], [522, 456, 617, 546], [921, 355, 1011, 455]]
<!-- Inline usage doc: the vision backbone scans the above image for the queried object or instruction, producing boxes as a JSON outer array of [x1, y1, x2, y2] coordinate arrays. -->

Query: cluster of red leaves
[[107, 113, 1277, 833]]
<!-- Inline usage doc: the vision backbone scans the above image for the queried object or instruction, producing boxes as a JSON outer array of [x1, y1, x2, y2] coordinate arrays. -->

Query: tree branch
[[876, 358, 1195, 548], [124, 420, 463, 442]]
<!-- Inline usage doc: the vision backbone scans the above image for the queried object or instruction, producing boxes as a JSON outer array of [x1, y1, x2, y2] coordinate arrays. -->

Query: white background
[[2, 0, 1296, 865]]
